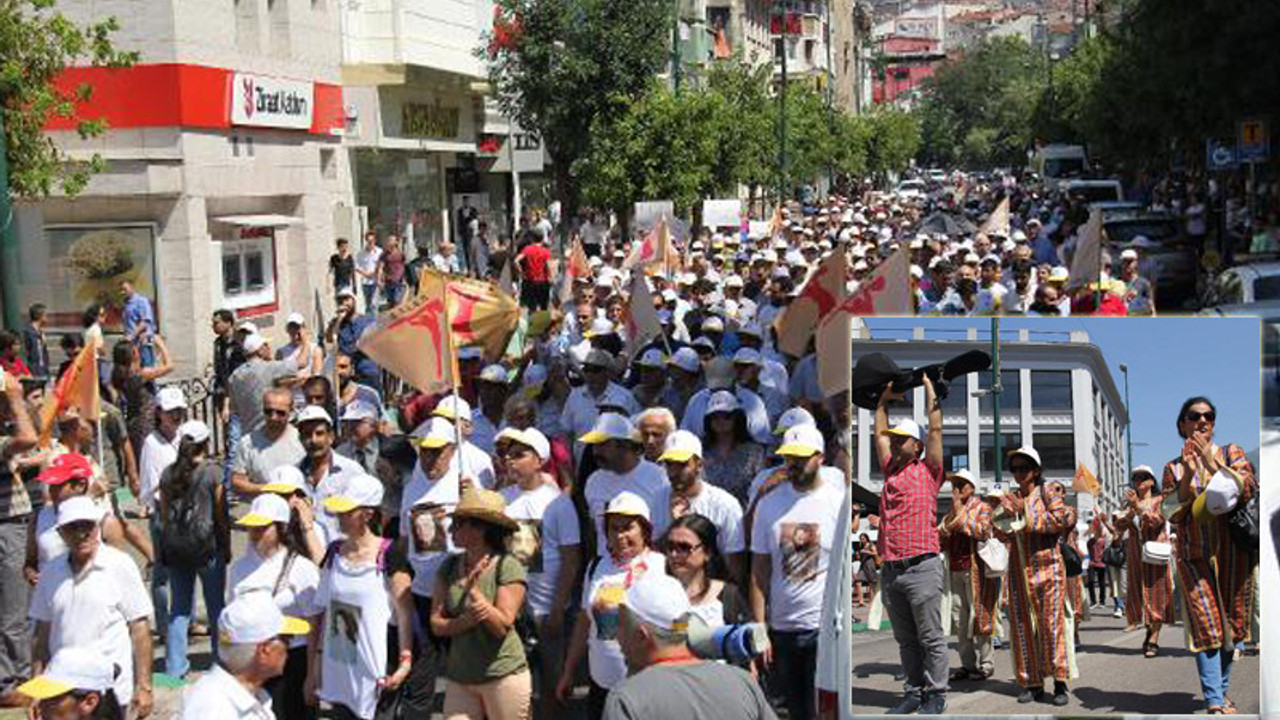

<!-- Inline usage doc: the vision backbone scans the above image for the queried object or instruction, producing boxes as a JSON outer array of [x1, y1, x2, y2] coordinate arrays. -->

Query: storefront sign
[[487, 126, 547, 173], [231, 72, 314, 129], [402, 101, 461, 140]]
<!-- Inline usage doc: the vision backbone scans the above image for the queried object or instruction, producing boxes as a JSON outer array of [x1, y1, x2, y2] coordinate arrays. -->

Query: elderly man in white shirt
[[30, 497, 154, 717], [180, 593, 310, 719]]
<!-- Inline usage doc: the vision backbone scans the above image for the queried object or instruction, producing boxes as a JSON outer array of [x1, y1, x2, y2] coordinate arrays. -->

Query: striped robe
[[1006, 485, 1074, 686], [949, 497, 1003, 636], [1121, 494, 1175, 626], [1162, 443, 1257, 652]]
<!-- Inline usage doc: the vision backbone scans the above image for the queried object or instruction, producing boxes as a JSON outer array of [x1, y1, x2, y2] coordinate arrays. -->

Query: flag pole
[[442, 275, 468, 486]]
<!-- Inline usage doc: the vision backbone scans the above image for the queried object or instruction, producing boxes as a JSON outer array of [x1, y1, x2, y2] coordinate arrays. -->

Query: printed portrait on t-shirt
[[328, 600, 361, 664], [591, 583, 626, 641], [411, 504, 448, 554], [508, 519, 543, 573], [780, 521, 821, 583]]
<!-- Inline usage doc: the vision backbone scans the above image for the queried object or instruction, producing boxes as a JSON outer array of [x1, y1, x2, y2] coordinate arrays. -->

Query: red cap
[[37, 453, 94, 486]]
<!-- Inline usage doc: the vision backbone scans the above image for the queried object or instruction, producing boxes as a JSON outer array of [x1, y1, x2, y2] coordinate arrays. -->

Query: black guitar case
[[851, 349, 992, 410]]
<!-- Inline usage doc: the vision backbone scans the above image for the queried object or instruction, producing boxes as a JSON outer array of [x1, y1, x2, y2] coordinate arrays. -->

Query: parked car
[[1065, 179, 1124, 204], [1090, 201, 1145, 223], [1104, 214, 1197, 311], [895, 179, 927, 200], [1203, 262, 1280, 308]]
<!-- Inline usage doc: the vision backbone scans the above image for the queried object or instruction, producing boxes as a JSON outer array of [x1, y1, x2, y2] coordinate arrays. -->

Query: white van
[[1033, 144, 1088, 188]]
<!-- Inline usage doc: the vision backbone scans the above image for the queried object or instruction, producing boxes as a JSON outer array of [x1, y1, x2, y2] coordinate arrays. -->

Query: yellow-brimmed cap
[[776, 425, 825, 458], [657, 430, 703, 463]]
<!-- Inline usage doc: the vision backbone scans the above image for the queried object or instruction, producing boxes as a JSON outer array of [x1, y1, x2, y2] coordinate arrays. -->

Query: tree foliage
[[1, 0, 136, 199], [481, 0, 674, 216]]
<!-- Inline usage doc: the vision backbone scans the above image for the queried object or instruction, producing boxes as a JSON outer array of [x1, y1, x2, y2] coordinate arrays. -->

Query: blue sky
[[862, 317, 1262, 470]]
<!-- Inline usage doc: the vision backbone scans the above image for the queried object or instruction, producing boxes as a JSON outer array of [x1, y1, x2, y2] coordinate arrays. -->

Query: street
[[851, 609, 1259, 715]]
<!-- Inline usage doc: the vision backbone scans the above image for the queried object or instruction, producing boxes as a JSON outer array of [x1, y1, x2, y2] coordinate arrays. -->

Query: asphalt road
[[850, 606, 1259, 715]]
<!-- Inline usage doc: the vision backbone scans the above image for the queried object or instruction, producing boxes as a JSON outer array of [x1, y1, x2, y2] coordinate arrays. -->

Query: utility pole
[[672, 0, 683, 92], [777, 0, 790, 205], [824, 0, 836, 193], [0, 112, 17, 330], [991, 317, 1003, 487], [1120, 363, 1132, 480]]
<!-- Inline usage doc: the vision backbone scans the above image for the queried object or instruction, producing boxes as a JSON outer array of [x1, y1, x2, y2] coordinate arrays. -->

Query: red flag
[[773, 251, 848, 358], [623, 273, 663, 359], [39, 343, 100, 446], [359, 272, 455, 394], [624, 216, 676, 275], [438, 271, 522, 360]]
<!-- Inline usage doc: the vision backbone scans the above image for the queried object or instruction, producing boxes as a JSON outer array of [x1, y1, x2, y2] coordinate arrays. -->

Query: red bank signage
[[230, 72, 314, 129]]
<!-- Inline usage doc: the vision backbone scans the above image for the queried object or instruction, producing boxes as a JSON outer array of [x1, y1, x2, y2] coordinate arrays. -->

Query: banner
[[358, 273, 456, 395], [623, 216, 679, 276], [977, 197, 1010, 239], [702, 199, 742, 229], [1067, 208, 1104, 292], [436, 271, 522, 360], [39, 343, 100, 447], [773, 250, 849, 359], [623, 273, 663, 360]]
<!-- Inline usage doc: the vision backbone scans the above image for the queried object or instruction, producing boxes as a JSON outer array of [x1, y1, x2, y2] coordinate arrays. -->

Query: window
[[1034, 433, 1074, 472], [220, 228, 277, 310], [979, 432, 1022, 475], [979, 369, 1021, 414], [320, 148, 337, 179], [942, 433, 969, 474], [1031, 370, 1072, 411], [939, 376, 968, 417]]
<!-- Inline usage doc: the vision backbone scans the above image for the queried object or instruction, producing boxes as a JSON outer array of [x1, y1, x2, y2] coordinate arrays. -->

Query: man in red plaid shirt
[[874, 374, 948, 715]]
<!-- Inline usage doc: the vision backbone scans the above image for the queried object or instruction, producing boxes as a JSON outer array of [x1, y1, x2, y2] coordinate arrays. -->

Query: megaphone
[[686, 613, 771, 664]]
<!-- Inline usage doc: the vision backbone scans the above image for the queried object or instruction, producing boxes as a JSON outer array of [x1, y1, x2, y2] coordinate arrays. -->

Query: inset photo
[[849, 316, 1260, 716]]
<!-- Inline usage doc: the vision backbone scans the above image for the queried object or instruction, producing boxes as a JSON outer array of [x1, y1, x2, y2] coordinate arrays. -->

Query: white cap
[[458, 346, 483, 360], [774, 407, 816, 435], [1202, 470, 1240, 516], [580, 413, 639, 445], [1049, 266, 1070, 281], [624, 571, 692, 633], [17, 647, 115, 700], [910, 264, 924, 280], [219, 593, 310, 645], [738, 322, 763, 339], [595, 275, 614, 289], [1008, 446, 1042, 467], [701, 315, 725, 333], [341, 402, 378, 423], [243, 333, 267, 354], [706, 390, 741, 416], [295, 405, 334, 427], [432, 395, 473, 421], [522, 363, 549, 393], [322, 472, 384, 514], [495, 426, 551, 461], [155, 386, 187, 411], [1121, 248, 1138, 261], [637, 348, 666, 369], [658, 430, 703, 463], [237, 493, 292, 527], [881, 419, 922, 441], [725, 275, 744, 288], [261, 465, 306, 495], [948, 468, 977, 489], [853, 260, 869, 272], [1012, 229, 1028, 242], [478, 364, 509, 384], [411, 416, 457, 450], [661, 289, 679, 303], [691, 337, 716, 353], [668, 347, 701, 373], [964, 252, 981, 265], [584, 317, 615, 338], [733, 347, 762, 366], [1131, 464, 1156, 479], [179, 420, 210, 444], [285, 312, 306, 328], [776, 425, 825, 458], [56, 496, 104, 528], [980, 254, 1001, 266], [237, 320, 259, 334], [605, 490, 651, 522], [1001, 240, 1016, 253]]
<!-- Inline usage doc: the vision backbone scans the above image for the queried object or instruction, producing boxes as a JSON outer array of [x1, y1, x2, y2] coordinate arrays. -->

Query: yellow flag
[[39, 343, 100, 447], [358, 272, 456, 395], [1072, 463, 1100, 497]]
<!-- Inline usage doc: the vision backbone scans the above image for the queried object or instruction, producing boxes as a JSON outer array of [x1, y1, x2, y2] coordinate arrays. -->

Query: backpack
[[160, 465, 217, 569]]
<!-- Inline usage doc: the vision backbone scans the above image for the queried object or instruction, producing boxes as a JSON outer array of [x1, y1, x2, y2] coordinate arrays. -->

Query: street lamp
[[1120, 363, 1132, 481]]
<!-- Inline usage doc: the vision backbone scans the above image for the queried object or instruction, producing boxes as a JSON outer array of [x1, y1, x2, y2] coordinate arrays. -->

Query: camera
[[686, 614, 771, 664]]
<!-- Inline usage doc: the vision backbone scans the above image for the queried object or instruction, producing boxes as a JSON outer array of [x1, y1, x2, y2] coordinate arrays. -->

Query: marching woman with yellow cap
[[304, 473, 415, 720], [429, 488, 531, 720], [18, 647, 124, 720], [994, 446, 1074, 706], [1161, 396, 1256, 715], [229, 493, 321, 720]]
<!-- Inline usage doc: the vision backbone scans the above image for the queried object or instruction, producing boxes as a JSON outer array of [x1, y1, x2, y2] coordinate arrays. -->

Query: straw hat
[[452, 489, 517, 531]]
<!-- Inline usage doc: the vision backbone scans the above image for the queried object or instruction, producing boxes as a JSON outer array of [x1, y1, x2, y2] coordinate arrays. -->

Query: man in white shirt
[[424, 395, 496, 489], [294, 406, 366, 560], [179, 593, 310, 719], [138, 385, 186, 633], [653, 431, 746, 584], [354, 232, 383, 314], [580, 414, 668, 558], [560, 349, 639, 464], [231, 387, 305, 497], [30, 497, 153, 717], [471, 364, 511, 454], [750, 424, 845, 720]]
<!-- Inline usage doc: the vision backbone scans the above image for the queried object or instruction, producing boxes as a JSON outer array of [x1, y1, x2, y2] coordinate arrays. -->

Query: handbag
[[977, 538, 1008, 577], [1141, 540, 1172, 565], [1101, 544, 1126, 568], [373, 684, 407, 720], [1227, 495, 1259, 551], [1060, 541, 1084, 577]]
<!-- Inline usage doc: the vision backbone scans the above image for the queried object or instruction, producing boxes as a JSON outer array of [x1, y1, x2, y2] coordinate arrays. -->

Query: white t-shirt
[[651, 483, 745, 555], [227, 547, 321, 649], [355, 246, 382, 283], [30, 546, 154, 706], [179, 663, 274, 719], [313, 551, 395, 720], [749, 477, 845, 632], [746, 464, 844, 508], [583, 550, 666, 689], [584, 460, 668, 557], [399, 465, 461, 597], [501, 483, 581, 619], [138, 430, 180, 509]]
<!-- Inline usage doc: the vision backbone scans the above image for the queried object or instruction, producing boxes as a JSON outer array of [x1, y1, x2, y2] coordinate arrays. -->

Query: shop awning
[[211, 214, 304, 227]]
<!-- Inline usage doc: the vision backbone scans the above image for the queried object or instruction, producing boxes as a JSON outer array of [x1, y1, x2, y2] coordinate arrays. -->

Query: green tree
[[864, 108, 921, 174], [705, 60, 774, 201], [480, 0, 674, 220], [915, 36, 1045, 169], [1, 0, 136, 198]]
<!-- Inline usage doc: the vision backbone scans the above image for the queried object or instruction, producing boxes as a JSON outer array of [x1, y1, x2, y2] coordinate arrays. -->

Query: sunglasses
[[1009, 463, 1035, 474], [1184, 411, 1216, 423], [666, 541, 703, 556]]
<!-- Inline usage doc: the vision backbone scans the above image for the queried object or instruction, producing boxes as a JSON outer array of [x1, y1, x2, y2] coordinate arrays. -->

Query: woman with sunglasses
[[701, 391, 766, 508], [229, 492, 320, 720], [994, 446, 1074, 706], [663, 514, 751, 637], [1116, 465, 1173, 657], [1161, 397, 1256, 715]]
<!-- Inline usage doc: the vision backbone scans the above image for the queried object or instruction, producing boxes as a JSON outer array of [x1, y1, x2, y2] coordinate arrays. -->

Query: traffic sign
[[1238, 119, 1269, 162], [1207, 139, 1237, 171]]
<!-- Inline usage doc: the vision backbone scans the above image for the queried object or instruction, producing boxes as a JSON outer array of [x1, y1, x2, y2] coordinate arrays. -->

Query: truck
[[1030, 144, 1088, 189]]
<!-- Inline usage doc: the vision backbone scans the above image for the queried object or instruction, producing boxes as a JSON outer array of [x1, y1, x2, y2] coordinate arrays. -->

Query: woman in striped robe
[[1162, 396, 1256, 715], [995, 447, 1074, 706], [1119, 465, 1174, 657], [939, 471, 1001, 681]]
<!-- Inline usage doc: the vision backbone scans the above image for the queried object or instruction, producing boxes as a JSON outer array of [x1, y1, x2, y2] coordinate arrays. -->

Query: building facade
[[853, 327, 1129, 528], [8, 0, 353, 377]]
